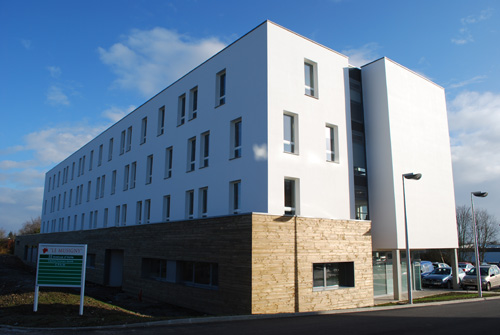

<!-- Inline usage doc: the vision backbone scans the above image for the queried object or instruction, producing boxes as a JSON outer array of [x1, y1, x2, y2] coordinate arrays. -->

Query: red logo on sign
[[43, 248, 48, 254]]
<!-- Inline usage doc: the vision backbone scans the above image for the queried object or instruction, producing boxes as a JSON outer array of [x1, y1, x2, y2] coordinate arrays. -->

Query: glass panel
[[313, 264, 324, 287], [181, 261, 194, 282], [325, 263, 340, 286], [194, 262, 211, 285]]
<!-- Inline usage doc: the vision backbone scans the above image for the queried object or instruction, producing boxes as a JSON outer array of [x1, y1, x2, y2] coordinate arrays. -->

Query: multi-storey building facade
[[16, 21, 458, 313]]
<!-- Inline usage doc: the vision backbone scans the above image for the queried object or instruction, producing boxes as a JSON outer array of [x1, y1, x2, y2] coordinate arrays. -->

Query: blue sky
[[1, 0, 499, 234]]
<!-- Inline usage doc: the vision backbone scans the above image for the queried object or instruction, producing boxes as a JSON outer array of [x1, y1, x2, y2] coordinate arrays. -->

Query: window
[[284, 178, 298, 215], [98, 144, 103, 166], [140, 117, 147, 144], [86, 181, 91, 202], [326, 125, 338, 162], [189, 86, 198, 120], [304, 60, 317, 97], [146, 155, 153, 184], [142, 258, 175, 283], [81, 155, 86, 175], [120, 130, 126, 155], [108, 138, 113, 161], [71, 162, 75, 180], [126, 126, 132, 152], [89, 150, 94, 171], [80, 213, 85, 230], [93, 210, 98, 229], [230, 180, 241, 214], [200, 132, 209, 168], [87, 254, 96, 268], [103, 208, 108, 227], [123, 164, 130, 190], [163, 195, 171, 221], [164, 147, 173, 179], [100, 175, 105, 198], [121, 204, 127, 225], [144, 199, 151, 224], [230, 118, 242, 159], [216, 69, 226, 106], [178, 94, 186, 126], [178, 261, 218, 288], [187, 137, 196, 172], [199, 187, 208, 217], [111, 170, 117, 195], [95, 177, 101, 199], [284, 113, 297, 154], [62, 192, 66, 209], [79, 184, 83, 205], [136, 201, 142, 224], [313, 262, 354, 290], [158, 106, 165, 136], [69, 189, 73, 208], [115, 206, 120, 226], [130, 161, 137, 189], [186, 190, 194, 219]]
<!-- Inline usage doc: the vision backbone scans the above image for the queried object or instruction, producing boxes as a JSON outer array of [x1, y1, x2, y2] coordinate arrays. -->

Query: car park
[[461, 265, 500, 291], [421, 267, 465, 288]]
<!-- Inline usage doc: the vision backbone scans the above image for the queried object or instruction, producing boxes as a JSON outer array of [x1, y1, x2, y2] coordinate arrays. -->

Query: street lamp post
[[471, 191, 488, 298], [402, 172, 422, 305]]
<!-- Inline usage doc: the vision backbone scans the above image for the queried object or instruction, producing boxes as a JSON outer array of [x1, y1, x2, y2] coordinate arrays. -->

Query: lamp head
[[472, 191, 488, 198], [403, 173, 422, 180]]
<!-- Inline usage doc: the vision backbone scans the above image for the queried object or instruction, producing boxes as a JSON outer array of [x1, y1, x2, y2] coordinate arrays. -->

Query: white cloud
[[98, 27, 226, 97], [452, 8, 493, 45], [448, 75, 487, 89], [341, 43, 380, 67], [46, 85, 70, 106], [448, 90, 500, 220], [47, 66, 62, 78], [0, 187, 43, 234], [101, 105, 136, 123]]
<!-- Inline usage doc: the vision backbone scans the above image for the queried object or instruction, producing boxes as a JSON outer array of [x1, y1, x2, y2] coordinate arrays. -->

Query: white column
[[393, 249, 402, 300]]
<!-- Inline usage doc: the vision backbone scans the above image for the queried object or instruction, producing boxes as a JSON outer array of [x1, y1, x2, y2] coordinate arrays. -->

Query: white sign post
[[34, 244, 88, 315]]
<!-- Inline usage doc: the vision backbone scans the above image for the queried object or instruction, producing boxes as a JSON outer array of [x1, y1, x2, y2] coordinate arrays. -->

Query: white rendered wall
[[266, 23, 352, 219], [362, 58, 458, 250], [41, 22, 270, 232]]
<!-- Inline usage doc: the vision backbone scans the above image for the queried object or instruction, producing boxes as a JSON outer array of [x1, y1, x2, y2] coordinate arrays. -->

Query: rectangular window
[[200, 131, 209, 168], [164, 146, 173, 179], [142, 258, 175, 283], [69, 189, 73, 208], [95, 177, 101, 199], [81, 155, 86, 175], [199, 187, 208, 217], [121, 204, 127, 226], [313, 262, 355, 289], [123, 164, 130, 190], [284, 178, 298, 215], [144, 199, 151, 224], [62, 192, 66, 209], [86, 181, 91, 202], [216, 69, 226, 106], [325, 124, 338, 162], [93, 210, 98, 229], [304, 60, 317, 97], [130, 161, 137, 189], [120, 130, 126, 155], [178, 94, 186, 126], [74, 214, 77, 230], [100, 175, 105, 198], [104, 208, 108, 228], [126, 126, 132, 152], [108, 138, 114, 161], [283, 113, 297, 154], [178, 261, 218, 288], [163, 195, 171, 221], [136, 201, 142, 224], [98, 144, 103, 166], [230, 180, 241, 214], [146, 155, 153, 184], [89, 151, 94, 171], [230, 118, 242, 159], [140, 117, 147, 144], [71, 162, 75, 180], [186, 190, 194, 219], [187, 137, 196, 172], [158, 106, 165, 136], [111, 170, 117, 195], [115, 205, 120, 226], [79, 184, 83, 204], [80, 213, 85, 230], [189, 86, 198, 120]]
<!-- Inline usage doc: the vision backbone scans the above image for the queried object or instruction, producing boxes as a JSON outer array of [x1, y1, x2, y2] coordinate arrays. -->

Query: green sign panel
[[37, 254, 84, 286]]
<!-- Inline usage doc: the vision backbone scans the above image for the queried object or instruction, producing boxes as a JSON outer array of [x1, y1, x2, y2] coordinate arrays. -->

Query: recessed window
[[325, 124, 338, 162], [313, 262, 354, 290], [304, 60, 318, 97], [178, 261, 218, 288], [199, 187, 208, 217], [111, 170, 117, 195], [103, 208, 108, 228], [163, 195, 171, 222], [100, 175, 105, 198], [158, 106, 165, 136], [189, 86, 198, 120], [178, 94, 186, 126], [186, 190, 194, 219], [284, 113, 298, 154], [98, 144, 103, 166], [108, 138, 114, 161], [136, 201, 142, 224], [142, 258, 171, 282], [126, 127, 132, 152], [86, 181, 91, 202], [95, 177, 101, 199], [230, 118, 242, 159], [89, 151, 94, 171], [141, 117, 147, 144], [130, 161, 137, 189], [216, 69, 226, 106], [200, 131, 209, 168], [115, 206, 120, 227], [164, 146, 173, 179], [144, 199, 151, 224], [123, 164, 130, 191], [121, 204, 127, 226], [230, 180, 241, 214], [284, 178, 298, 215], [146, 155, 153, 184], [120, 130, 126, 155], [187, 137, 196, 172]]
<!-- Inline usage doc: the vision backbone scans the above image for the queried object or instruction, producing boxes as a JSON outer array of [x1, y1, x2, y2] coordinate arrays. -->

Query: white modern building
[[32, 21, 458, 309]]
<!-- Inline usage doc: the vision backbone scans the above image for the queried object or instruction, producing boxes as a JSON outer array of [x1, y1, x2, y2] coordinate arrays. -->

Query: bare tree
[[456, 205, 473, 261], [18, 216, 41, 235], [475, 209, 499, 262]]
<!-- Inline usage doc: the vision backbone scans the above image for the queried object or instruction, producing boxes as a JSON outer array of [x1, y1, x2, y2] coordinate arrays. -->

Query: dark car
[[422, 267, 465, 288]]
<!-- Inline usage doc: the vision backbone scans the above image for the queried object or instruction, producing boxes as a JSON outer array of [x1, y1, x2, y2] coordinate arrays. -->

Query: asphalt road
[[3, 298, 500, 335]]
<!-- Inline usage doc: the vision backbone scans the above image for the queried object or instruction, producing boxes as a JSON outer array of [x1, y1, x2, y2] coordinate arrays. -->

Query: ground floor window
[[313, 262, 354, 290], [178, 261, 218, 289]]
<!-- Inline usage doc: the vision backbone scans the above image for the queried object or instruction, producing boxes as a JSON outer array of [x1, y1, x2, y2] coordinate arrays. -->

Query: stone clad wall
[[15, 213, 373, 315], [251, 214, 373, 313]]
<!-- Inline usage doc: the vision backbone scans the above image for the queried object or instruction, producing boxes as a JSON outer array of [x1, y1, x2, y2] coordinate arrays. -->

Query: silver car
[[461, 265, 500, 291]]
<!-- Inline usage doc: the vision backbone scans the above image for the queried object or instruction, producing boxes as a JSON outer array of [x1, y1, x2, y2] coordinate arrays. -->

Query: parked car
[[420, 261, 435, 278], [458, 262, 474, 273], [461, 265, 500, 291], [422, 267, 465, 288], [432, 262, 450, 269]]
